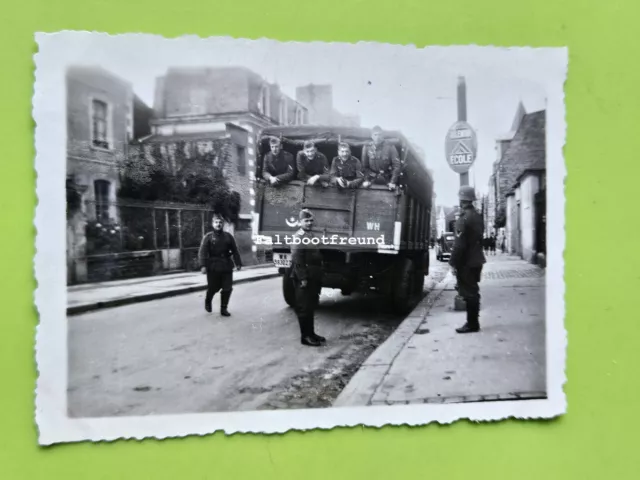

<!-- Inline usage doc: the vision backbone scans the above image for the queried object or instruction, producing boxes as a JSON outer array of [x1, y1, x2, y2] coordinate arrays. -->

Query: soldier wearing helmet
[[449, 185, 486, 333]]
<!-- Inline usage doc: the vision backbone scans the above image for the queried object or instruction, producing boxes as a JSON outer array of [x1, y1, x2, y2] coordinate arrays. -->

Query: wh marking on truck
[[366, 222, 381, 231]]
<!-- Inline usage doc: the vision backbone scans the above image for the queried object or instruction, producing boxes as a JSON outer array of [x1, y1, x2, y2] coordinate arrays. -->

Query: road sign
[[445, 120, 478, 174]]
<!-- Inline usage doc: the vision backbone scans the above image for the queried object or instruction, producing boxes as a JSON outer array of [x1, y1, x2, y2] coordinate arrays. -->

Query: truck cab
[[253, 126, 434, 314]]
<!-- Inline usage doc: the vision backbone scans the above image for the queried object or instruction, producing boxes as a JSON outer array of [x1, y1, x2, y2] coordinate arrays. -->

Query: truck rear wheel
[[282, 270, 296, 307], [391, 258, 415, 315]]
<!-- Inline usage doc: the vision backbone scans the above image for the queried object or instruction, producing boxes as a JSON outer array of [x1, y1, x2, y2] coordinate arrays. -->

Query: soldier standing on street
[[330, 142, 365, 189], [361, 125, 402, 190], [449, 186, 487, 334], [296, 140, 331, 187], [198, 213, 242, 317], [262, 137, 296, 186], [290, 209, 326, 347]]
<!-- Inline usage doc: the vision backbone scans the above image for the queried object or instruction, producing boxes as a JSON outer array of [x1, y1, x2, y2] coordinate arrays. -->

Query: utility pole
[[457, 76, 470, 187]]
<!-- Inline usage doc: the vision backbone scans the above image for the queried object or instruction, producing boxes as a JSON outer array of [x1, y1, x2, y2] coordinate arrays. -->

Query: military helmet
[[458, 185, 477, 202]]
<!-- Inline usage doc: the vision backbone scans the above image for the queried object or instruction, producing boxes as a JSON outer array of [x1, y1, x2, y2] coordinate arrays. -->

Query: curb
[[67, 272, 281, 316], [333, 272, 453, 408]]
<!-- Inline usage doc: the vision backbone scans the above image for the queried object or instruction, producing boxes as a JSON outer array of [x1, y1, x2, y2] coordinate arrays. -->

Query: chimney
[[457, 76, 467, 122]]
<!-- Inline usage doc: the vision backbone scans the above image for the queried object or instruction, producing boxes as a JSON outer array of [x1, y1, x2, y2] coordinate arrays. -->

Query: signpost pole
[[444, 76, 477, 314], [454, 76, 469, 311], [457, 76, 470, 188]]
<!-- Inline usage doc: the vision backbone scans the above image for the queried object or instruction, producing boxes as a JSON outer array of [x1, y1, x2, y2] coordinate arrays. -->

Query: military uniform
[[290, 213, 325, 346], [296, 151, 331, 183], [362, 141, 402, 185], [330, 155, 365, 188], [198, 229, 242, 315], [449, 193, 486, 333], [262, 150, 296, 183]]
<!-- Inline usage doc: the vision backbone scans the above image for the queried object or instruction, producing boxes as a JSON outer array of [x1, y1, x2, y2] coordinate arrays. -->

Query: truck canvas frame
[[253, 125, 434, 314]]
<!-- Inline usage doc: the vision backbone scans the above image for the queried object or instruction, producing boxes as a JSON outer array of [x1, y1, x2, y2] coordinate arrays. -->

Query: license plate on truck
[[273, 253, 291, 268]]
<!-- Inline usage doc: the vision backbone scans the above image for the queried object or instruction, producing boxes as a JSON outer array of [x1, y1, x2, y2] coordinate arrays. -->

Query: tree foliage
[[118, 140, 241, 222]]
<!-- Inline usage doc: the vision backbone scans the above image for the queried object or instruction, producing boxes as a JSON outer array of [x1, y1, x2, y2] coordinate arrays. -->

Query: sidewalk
[[67, 264, 279, 315], [334, 254, 547, 407]]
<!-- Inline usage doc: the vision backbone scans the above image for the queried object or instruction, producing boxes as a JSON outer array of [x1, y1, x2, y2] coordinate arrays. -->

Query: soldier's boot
[[456, 297, 480, 334], [220, 290, 232, 317], [204, 292, 214, 313], [299, 317, 322, 347], [310, 319, 326, 343]]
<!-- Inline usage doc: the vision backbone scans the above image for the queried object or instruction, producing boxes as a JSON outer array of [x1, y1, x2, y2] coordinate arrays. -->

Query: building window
[[91, 99, 110, 149], [94, 180, 110, 221], [258, 85, 270, 118], [237, 146, 247, 176]]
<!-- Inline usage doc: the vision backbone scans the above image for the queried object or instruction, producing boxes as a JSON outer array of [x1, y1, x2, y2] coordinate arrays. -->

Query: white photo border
[[34, 32, 567, 445]]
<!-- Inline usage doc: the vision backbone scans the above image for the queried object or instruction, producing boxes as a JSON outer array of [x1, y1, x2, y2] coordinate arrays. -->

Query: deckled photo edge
[[32, 32, 568, 445]]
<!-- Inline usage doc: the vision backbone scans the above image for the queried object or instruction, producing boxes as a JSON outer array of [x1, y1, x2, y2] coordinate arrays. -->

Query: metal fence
[[71, 200, 256, 283]]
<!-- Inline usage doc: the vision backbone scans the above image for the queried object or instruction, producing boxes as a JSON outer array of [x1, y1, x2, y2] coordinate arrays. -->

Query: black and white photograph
[[34, 33, 567, 444]]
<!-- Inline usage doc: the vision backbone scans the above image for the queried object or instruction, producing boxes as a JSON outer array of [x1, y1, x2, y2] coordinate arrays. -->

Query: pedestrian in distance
[[296, 140, 331, 187], [262, 137, 296, 186], [330, 142, 365, 189], [361, 125, 402, 191], [290, 209, 326, 347], [198, 213, 242, 317], [449, 185, 487, 334]]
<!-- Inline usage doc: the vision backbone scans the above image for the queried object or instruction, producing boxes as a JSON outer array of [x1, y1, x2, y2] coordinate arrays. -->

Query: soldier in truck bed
[[262, 137, 295, 186], [329, 142, 365, 189], [296, 140, 331, 187], [361, 125, 402, 190]]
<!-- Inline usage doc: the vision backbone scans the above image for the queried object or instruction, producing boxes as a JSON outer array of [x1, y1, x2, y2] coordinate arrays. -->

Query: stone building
[[66, 66, 152, 284], [147, 66, 309, 265], [66, 66, 152, 223], [486, 102, 546, 262], [295, 84, 360, 127], [435, 206, 458, 237]]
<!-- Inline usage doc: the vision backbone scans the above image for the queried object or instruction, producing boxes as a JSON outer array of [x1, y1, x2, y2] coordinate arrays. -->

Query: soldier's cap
[[299, 209, 315, 220], [303, 140, 316, 149], [211, 212, 225, 221], [372, 125, 383, 133], [338, 141, 351, 151], [269, 137, 281, 145]]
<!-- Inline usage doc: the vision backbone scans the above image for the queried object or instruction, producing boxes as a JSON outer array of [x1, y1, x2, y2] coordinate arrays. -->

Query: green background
[[1, 0, 638, 478]]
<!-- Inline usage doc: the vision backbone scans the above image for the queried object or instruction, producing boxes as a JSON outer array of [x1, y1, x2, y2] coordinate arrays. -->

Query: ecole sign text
[[444, 120, 478, 174], [449, 153, 474, 165]]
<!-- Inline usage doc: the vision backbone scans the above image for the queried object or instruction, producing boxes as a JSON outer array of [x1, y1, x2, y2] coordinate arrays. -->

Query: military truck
[[252, 126, 434, 314]]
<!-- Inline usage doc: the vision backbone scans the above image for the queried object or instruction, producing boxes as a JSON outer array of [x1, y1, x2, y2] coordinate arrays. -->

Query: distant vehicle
[[436, 232, 456, 261], [253, 125, 435, 314]]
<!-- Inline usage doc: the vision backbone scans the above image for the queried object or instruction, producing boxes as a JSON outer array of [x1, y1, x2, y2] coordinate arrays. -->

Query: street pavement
[[67, 256, 449, 417], [335, 253, 546, 407]]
